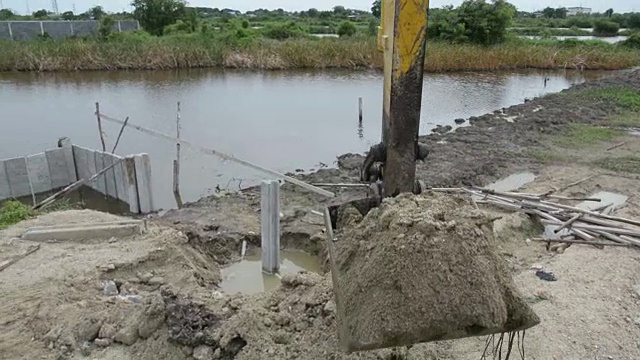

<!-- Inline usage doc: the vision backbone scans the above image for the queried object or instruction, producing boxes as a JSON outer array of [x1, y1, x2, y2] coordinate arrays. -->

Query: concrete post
[[7, 22, 13, 41], [39, 21, 44, 36], [261, 180, 280, 274]]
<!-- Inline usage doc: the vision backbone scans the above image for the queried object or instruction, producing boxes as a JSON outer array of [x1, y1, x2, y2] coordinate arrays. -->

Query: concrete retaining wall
[[0, 20, 140, 41], [0, 143, 154, 214]]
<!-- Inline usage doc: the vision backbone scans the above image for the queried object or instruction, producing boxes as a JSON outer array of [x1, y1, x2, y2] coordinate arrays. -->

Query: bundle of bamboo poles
[[431, 187, 640, 249]]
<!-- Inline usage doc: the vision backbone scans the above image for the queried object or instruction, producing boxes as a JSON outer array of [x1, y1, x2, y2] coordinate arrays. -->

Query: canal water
[[0, 69, 610, 209]]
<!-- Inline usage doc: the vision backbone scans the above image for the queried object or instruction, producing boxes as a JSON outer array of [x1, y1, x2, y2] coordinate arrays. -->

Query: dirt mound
[[333, 192, 540, 352]]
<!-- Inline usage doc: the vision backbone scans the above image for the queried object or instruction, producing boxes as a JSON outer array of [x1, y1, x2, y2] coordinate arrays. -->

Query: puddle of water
[[219, 249, 323, 295], [575, 191, 628, 212], [486, 172, 536, 193], [543, 191, 628, 240]]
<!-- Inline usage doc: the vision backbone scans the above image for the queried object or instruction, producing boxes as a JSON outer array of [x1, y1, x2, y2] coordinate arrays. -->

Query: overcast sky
[[2, 0, 636, 15]]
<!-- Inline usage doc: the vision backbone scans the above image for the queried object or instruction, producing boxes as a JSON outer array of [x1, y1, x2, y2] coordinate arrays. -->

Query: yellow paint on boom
[[394, 0, 429, 77]]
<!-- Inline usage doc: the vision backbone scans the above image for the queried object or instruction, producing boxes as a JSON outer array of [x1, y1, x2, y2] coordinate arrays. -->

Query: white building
[[567, 7, 592, 16]]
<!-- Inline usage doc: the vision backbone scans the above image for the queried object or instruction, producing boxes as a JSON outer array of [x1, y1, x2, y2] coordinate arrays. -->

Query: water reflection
[[0, 68, 612, 209]]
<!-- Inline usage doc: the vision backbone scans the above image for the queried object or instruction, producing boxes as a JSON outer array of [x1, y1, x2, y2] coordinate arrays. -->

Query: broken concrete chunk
[[103, 280, 119, 296]]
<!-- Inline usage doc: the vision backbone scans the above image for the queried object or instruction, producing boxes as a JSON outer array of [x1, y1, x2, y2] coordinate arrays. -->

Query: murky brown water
[[219, 249, 323, 295], [0, 69, 611, 209]]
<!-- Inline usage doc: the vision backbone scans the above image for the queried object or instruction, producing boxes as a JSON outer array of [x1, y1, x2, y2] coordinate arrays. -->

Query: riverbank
[[2, 69, 640, 359], [1, 35, 639, 72]]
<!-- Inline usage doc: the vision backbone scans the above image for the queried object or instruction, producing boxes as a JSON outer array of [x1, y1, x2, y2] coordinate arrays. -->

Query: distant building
[[566, 7, 592, 16]]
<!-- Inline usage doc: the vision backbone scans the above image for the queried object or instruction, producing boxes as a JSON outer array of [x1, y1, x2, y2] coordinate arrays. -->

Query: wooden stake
[[607, 142, 626, 151], [358, 97, 363, 121], [95, 102, 106, 152]]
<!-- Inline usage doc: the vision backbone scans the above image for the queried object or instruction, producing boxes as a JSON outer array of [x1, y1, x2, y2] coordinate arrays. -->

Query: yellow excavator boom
[[376, 0, 430, 197]]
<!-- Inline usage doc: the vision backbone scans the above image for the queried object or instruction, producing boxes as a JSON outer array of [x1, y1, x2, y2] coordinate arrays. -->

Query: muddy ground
[[1, 68, 640, 360]]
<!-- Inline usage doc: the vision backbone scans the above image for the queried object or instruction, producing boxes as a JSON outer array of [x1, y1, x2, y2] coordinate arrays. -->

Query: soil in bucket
[[330, 192, 540, 353]]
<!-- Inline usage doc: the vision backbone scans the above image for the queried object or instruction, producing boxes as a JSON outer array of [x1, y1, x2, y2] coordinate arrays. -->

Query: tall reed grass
[[0, 35, 638, 72]]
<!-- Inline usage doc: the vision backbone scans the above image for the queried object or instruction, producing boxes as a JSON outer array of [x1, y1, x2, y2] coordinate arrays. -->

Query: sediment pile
[[333, 192, 540, 352]]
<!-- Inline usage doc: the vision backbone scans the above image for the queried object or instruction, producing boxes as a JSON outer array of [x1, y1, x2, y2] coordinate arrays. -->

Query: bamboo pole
[[111, 116, 129, 153], [95, 102, 106, 152], [97, 112, 335, 198]]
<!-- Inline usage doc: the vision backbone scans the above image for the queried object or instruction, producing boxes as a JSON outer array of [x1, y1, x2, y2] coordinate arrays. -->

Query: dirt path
[[1, 69, 640, 360]]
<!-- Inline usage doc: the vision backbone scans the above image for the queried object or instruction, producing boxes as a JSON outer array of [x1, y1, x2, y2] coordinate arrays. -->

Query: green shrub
[[593, 20, 620, 37], [621, 33, 640, 49], [0, 201, 33, 230], [337, 21, 356, 37]]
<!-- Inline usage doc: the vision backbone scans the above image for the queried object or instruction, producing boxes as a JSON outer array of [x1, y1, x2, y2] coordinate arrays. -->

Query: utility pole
[[378, 0, 430, 197], [26, 0, 30, 14], [51, 0, 58, 14]]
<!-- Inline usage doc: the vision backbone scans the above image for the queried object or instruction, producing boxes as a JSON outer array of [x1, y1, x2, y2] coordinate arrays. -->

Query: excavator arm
[[361, 0, 431, 198]]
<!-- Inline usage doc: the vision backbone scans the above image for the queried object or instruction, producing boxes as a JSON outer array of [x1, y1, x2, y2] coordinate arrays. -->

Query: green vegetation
[[593, 20, 621, 36], [0, 201, 33, 230], [555, 124, 621, 147], [580, 87, 640, 111], [594, 157, 640, 174], [510, 27, 591, 37], [1, 0, 639, 72]]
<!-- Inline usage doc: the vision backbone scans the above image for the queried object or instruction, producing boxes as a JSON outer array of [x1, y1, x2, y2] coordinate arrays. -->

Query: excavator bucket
[[323, 194, 540, 354]]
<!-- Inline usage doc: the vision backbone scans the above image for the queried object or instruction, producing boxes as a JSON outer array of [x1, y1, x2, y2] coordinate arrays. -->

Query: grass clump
[[526, 149, 568, 163], [610, 113, 640, 127], [594, 157, 640, 174], [0, 200, 34, 230], [580, 87, 640, 112], [555, 124, 621, 147]]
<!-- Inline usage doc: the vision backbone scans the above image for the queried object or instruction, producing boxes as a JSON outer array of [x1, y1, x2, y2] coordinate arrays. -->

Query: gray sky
[[2, 0, 636, 15]]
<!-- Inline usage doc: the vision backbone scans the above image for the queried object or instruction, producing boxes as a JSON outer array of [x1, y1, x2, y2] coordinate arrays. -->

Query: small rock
[[80, 341, 92, 356], [114, 323, 139, 346], [99, 324, 117, 340], [148, 276, 165, 286], [181, 346, 193, 356], [137, 293, 166, 339], [48, 341, 55, 349], [103, 280, 119, 296], [59, 345, 69, 353], [44, 326, 63, 342], [94, 338, 112, 347], [274, 313, 292, 326], [229, 298, 243, 310], [100, 263, 116, 272], [213, 348, 221, 359], [634, 317, 640, 326], [75, 318, 102, 343], [535, 288, 551, 300], [323, 300, 336, 315], [454, 118, 465, 124], [263, 317, 274, 327], [137, 272, 154, 283], [118, 294, 143, 304], [272, 331, 291, 344], [193, 345, 214, 360], [108, 237, 117, 243]]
